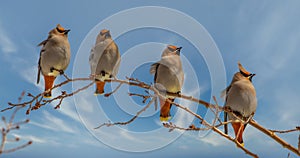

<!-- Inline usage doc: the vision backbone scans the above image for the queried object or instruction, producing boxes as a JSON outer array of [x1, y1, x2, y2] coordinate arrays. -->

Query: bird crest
[[56, 24, 66, 32], [167, 45, 177, 51], [238, 62, 251, 76], [100, 29, 109, 35]]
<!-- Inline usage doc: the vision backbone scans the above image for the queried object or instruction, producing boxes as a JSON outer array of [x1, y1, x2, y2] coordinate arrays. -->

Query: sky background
[[0, 0, 299, 158]]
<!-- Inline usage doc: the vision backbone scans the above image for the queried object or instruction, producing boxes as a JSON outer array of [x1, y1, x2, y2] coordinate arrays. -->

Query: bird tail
[[37, 69, 41, 84], [232, 122, 245, 146], [159, 98, 174, 121], [44, 75, 56, 98], [224, 112, 228, 134], [95, 81, 105, 95]]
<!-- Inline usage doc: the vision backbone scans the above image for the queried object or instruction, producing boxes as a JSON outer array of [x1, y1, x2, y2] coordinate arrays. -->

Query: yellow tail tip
[[160, 116, 171, 122], [94, 90, 104, 96], [43, 93, 52, 98], [236, 142, 244, 147], [241, 142, 244, 147]]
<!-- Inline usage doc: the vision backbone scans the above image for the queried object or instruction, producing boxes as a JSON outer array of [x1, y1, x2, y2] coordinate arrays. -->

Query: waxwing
[[223, 62, 257, 146], [150, 45, 184, 121], [89, 29, 121, 95], [37, 24, 71, 98]]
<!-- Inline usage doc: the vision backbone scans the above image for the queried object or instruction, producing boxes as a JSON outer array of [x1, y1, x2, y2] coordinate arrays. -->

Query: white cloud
[[30, 111, 76, 134], [0, 23, 17, 54], [11, 133, 46, 144], [21, 64, 82, 123], [198, 131, 227, 147]]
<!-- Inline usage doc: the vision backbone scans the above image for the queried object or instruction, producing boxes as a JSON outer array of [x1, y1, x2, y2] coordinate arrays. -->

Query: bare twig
[[104, 82, 123, 97], [0, 92, 31, 154], [3, 76, 299, 157], [128, 93, 151, 103], [163, 122, 211, 132], [269, 126, 300, 134], [94, 98, 154, 129], [249, 120, 300, 156], [2, 77, 93, 114], [165, 100, 258, 158]]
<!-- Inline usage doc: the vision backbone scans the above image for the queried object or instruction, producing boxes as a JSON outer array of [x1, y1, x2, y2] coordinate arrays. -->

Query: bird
[[37, 24, 71, 98], [150, 45, 184, 121], [89, 29, 121, 95], [223, 62, 257, 146]]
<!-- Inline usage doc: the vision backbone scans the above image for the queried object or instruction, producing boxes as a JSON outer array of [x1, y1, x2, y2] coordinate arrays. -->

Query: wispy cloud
[[233, 1, 300, 131], [198, 132, 227, 147], [30, 111, 77, 134], [0, 22, 17, 54], [21, 64, 81, 123], [11, 133, 46, 144]]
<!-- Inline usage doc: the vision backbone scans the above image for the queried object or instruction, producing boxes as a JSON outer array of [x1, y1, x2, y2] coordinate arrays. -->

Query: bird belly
[[155, 66, 181, 94], [226, 83, 257, 120], [40, 47, 70, 76]]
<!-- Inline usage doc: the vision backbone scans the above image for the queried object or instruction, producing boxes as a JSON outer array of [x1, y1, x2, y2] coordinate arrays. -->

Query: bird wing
[[37, 53, 42, 84], [221, 85, 231, 100], [111, 45, 121, 77], [36, 39, 48, 84], [89, 44, 104, 75], [150, 63, 160, 83], [222, 85, 232, 134]]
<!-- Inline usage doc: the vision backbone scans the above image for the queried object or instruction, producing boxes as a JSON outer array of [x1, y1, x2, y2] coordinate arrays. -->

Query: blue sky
[[0, 1, 299, 158]]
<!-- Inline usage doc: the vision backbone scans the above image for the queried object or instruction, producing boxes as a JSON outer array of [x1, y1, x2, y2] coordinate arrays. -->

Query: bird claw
[[59, 70, 64, 75]]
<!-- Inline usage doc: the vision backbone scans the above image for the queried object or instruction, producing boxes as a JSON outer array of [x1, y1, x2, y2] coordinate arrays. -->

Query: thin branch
[[94, 98, 155, 129], [104, 82, 123, 97], [0, 141, 32, 154], [165, 100, 258, 158], [163, 122, 211, 132], [0, 92, 31, 155], [269, 126, 300, 134], [3, 76, 299, 157], [249, 120, 300, 156], [128, 93, 151, 103], [2, 78, 94, 114]]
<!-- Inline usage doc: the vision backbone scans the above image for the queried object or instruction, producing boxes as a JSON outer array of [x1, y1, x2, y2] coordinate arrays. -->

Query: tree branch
[[0, 92, 31, 155], [2, 76, 299, 157]]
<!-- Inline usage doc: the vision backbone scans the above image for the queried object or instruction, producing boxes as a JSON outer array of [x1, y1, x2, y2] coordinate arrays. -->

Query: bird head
[[50, 24, 70, 36], [162, 45, 182, 57], [96, 29, 111, 43], [238, 62, 256, 82]]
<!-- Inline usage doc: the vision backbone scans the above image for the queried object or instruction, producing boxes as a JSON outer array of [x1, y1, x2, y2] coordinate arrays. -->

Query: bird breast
[[226, 80, 257, 118]]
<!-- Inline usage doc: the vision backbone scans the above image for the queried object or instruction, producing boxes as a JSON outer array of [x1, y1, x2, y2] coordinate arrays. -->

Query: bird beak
[[175, 47, 182, 55], [64, 29, 71, 34], [249, 73, 256, 81]]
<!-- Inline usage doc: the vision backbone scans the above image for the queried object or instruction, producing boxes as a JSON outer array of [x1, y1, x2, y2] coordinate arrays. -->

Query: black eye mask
[[240, 70, 250, 77], [56, 27, 65, 33]]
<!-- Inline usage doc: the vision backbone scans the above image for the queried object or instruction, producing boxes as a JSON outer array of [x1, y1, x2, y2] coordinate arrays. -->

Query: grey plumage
[[150, 46, 184, 94], [223, 62, 257, 145], [150, 45, 184, 121], [89, 29, 120, 94], [37, 24, 71, 97]]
